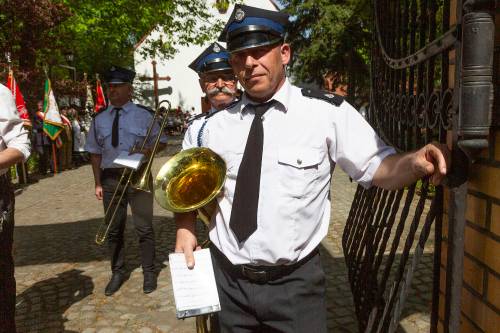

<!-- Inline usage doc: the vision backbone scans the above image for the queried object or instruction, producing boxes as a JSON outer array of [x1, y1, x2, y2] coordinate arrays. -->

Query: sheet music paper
[[113, 151, 144, 170], [168, 248, 221, 319]]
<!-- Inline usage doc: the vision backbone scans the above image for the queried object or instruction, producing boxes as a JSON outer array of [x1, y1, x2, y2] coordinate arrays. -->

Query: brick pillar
[[439, 3, 500, 332]]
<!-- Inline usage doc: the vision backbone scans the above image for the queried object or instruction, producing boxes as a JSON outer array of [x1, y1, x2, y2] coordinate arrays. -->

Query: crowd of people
[[30, 103, 90, 176], [10, 98, 200, 183]]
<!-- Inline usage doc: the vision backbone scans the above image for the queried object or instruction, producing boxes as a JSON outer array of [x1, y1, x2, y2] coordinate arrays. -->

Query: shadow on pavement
[[14, 215, 179, 274], [320, 244, 433, 333], [15, 269, 93, 333], [13, 215, 431, 333]]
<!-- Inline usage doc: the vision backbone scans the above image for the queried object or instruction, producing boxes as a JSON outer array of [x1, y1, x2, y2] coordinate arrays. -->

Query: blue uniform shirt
[[85, 101, 167, 169]]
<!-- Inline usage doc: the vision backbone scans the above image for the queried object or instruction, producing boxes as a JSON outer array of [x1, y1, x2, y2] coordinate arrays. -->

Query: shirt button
[[297, 158, 302, 165]]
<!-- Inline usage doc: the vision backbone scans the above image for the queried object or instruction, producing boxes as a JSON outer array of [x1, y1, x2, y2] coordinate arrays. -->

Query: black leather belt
[[211, 245, 319, 284], [101, 168, 126, 178]]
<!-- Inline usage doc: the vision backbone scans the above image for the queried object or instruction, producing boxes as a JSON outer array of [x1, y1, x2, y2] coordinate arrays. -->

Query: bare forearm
[[372, 153, 419, 190], [90, 154, 102, 186], [372, 142, 450, 190], [0, 148, 24, 169]]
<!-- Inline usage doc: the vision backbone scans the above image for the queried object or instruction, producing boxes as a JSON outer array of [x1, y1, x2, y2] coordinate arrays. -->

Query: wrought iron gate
[[342, 0, 495, 332]]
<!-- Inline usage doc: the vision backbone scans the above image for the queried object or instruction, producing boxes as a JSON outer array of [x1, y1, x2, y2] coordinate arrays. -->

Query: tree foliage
[[58, 0, 220, 75], [281, 0, 372, 100], [0, 0, 221, 107]]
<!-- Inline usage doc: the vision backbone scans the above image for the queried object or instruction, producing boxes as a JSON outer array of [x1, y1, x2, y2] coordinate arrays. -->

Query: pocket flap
[[128, 126, 148, 137], [278, 148, 321, 168], [97, 127, 112, 139]]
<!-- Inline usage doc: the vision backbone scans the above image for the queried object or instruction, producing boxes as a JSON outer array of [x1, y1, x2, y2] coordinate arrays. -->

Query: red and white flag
[[94, 77, 106, 112], [6, 69, 31, 126]]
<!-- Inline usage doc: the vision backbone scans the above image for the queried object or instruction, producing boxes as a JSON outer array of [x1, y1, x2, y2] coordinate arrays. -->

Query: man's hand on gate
[[411, 142, 450, 185], [95, 184, 103, 200], [373, 142, 451, 190]]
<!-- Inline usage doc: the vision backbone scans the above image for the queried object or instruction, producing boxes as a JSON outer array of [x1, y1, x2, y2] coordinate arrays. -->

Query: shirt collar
[[239, 78, 291, 115], [110, 101, 134, 113]]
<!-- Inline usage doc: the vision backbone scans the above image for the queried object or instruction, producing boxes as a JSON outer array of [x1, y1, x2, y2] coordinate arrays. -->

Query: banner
[[95, 76, 106, 112], [42, 78, 64, 140], [6, 69, 31, 125]]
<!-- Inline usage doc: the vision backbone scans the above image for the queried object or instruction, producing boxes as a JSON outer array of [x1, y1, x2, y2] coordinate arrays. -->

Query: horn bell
[[154, 147, 226, 213]]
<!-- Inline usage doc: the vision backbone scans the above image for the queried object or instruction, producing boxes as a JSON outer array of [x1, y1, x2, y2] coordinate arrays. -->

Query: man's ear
[[127, 83, 134, 98], [280, 43, 291, 66]]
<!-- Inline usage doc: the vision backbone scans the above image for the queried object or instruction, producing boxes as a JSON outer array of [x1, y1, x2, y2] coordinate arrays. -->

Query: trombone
[[95, 100, 171, 245]]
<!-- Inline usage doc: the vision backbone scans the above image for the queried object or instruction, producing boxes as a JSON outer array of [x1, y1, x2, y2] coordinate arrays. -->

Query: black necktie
[[111, 107, 121, 148], [229, 101, 274, 243]]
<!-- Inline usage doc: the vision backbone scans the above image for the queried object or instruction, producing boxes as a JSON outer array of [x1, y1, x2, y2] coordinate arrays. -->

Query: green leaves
[[0, 0, 221, 82], [282, 0, 372, 100]]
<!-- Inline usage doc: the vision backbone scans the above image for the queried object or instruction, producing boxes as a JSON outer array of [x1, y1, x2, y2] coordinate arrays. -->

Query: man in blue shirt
[[85, 66, 166, 296]]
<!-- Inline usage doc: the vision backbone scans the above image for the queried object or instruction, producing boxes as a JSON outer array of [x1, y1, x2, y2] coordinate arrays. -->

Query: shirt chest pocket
[[125, 126, 149, 146], [96, 127, 112, 148], [277, 147, 322, 198]]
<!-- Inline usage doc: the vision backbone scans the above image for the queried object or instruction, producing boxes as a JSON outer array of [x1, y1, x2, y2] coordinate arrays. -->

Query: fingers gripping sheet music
[[168, 248, 221, 319]]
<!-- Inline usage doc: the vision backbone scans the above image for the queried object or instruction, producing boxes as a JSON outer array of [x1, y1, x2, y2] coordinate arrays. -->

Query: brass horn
[[154, 147, 226, 333], [153, 147, 226, 224], [95, 100, 171, 245]]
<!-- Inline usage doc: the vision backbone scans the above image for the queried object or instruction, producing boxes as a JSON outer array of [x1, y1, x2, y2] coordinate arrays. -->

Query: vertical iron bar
[[444, 0, 466, 331], [430, 187, 443, 333]]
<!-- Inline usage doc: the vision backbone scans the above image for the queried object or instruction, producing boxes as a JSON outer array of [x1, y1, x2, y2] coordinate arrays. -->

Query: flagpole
[[52, 143, 58, 174]]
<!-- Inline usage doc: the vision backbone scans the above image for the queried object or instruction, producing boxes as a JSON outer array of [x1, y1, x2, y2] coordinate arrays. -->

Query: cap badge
[[213, 44, 221, 53], [325, 93, 335, 99], [234, 8, 245, 22]]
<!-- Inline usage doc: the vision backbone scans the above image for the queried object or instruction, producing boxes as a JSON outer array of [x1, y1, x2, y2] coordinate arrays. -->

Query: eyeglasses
[[202, 73, 237, 84]]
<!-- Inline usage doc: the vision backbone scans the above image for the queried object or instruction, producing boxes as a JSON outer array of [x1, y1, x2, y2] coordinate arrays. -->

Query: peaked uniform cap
[[188, 42, 232, 74], [218, 4, 289, 53], [105, 66, 136, 84]]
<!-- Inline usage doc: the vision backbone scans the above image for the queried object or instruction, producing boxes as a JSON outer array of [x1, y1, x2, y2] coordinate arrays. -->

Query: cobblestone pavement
[[13, 135, 433, 332]]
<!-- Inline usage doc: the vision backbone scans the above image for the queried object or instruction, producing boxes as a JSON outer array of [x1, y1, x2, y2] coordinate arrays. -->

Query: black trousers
[[0, 175, 16, 333], [211, 246, 328, 333], [101, 169, 155, 274]]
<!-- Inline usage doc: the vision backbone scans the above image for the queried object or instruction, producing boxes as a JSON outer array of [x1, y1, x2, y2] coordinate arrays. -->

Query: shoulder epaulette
[[92, 106, 108, 118], [191, 113, 208, 121], [136, 104, 154, 113], [301, 88, 344, 106]]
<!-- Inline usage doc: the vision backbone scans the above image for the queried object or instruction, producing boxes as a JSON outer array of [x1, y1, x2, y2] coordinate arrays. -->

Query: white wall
[[134, 0, 278, 115]]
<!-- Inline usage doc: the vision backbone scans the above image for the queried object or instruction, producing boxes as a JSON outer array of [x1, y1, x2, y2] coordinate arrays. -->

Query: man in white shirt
[[0, 83, 31, 333], [175, 5, 450, 332], [184, 42, 239, 148]]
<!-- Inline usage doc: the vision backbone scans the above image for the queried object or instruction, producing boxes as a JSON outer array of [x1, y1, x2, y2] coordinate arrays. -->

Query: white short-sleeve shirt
[[185, 79, 395, 265], [0, 84, 30, 175]]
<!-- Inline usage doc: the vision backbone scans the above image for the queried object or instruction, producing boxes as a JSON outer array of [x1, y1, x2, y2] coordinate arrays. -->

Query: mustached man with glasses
[[183, 42, 239, 149]]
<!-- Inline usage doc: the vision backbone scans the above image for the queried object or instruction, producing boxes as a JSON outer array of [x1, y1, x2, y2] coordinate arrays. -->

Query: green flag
[[42, 78, 63, 140]]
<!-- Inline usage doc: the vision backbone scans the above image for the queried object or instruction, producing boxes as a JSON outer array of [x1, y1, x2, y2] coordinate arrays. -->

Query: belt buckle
[[241, 265, 268, 284]]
